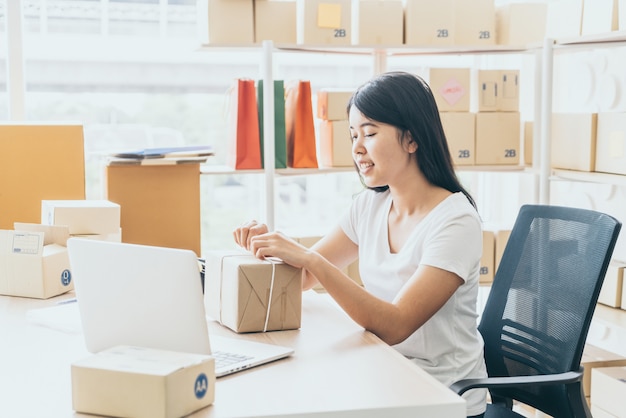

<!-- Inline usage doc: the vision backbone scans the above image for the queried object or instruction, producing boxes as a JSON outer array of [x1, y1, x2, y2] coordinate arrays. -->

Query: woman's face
[[348, 106, 417, 189]]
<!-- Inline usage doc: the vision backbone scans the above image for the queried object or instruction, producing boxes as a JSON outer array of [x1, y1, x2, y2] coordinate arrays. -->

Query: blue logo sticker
[[194, 373, 208, 399], [60, 269, 72, 286]]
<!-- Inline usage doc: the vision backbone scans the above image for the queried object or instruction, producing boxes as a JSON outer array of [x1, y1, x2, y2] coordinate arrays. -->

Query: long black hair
[[347, 71, 476, 209]]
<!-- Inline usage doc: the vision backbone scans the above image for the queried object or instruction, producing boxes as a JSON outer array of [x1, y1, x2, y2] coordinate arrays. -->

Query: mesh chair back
[[479, 204, 621, 417]]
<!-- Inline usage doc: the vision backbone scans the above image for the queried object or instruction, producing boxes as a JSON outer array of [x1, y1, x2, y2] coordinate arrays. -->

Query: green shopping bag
[[257, 80, 288, 169]]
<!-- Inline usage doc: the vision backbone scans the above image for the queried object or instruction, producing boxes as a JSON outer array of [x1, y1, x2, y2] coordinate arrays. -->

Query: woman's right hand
[[233, 220, 269, 251]]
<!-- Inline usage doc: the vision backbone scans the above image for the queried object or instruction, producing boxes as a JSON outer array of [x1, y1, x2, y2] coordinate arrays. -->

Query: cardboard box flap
[[14, 223, 70, 247], [0, 229, 45, 257]]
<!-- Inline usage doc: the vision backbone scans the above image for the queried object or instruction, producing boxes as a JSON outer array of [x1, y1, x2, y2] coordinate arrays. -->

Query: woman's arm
[[249, 229, 463, 346]]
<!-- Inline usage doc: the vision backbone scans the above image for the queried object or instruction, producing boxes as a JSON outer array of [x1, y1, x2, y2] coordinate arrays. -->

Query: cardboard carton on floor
[[72, 345, 215, 418], [204, 250, 302, 333], [590, 366, 626, 418], [0, 223, 72, 299], [41, 199, 121, 235]]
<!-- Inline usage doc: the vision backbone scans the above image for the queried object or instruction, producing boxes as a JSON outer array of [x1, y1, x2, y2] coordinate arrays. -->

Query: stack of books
[[107, 145, 214, 165]]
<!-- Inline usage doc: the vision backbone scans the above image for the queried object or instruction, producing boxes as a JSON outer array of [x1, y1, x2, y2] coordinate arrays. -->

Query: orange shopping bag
[[227, 78, 262, 169], [285, 80, 318, 168]]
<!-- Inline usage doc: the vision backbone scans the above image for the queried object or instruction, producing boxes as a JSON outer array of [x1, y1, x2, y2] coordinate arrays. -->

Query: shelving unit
[[200, 39, 542, 231]]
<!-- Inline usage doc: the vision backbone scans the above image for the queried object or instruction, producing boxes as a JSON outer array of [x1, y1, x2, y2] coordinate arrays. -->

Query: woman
[[234, 71, 487, 418]]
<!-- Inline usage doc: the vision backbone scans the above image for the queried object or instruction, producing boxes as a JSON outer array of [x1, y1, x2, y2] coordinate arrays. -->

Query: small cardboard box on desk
[[0, 223, 72, 298], [71, 345, 215, 418], [41, 199, 121, 237], [204, 250, 302, 333]]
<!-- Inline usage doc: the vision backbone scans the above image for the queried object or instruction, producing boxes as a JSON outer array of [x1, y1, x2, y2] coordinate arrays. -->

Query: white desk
[[0, 291, 465, 418]]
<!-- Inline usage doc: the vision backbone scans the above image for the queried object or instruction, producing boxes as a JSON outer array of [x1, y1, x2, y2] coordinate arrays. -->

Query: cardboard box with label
[[318, 120, 353, 167], [429, 68, 471, 112], [41, 200, 121, 236], [317, 88, 353, 121], [72, 345, 215, 418], [474, 70, 520, 112], [599, 261, 625, 308], [0, 224, 72, 299], [454, 0, 496, 46], [297, 0, 351, 45], [404, 0, 455, 46], [582, 344, 626, 400], [475, 112, 521, 165], [551, 113, 597, 172], [0, 123, 85, 230], [496, 3, 547, 46], [204, 251, 302, 333], [352, 0, 403, 45], [440, 112, 475, 166], [255, 0, 297, 44], [596, 112, 626, 175], [591, 366, 626, 417], [495, 228, 511, 272], [197, 0, 254, 45], [480, 229, 495, 284]]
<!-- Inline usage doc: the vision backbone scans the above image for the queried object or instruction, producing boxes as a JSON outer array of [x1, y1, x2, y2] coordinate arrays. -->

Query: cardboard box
[[591, 366, 626, 417], [105, 163, 201, 256], [429, 68, 471, 112], [475, 70, 519, 112], [0, 224, 72, 299], [0, 124, 85, 230], [524, 121, 533, 166], [255, 0, 297, 44], [404, 0, 455, 46], [496, 3, 547, 46], [41, 200, 120, 235], [495, 228, 511, 272], [204, 251, 302, 333], [352, 0, 403, 45], [72, 345, 215, 418], [551, 113, 597, 172], [599, 261, 625, 308], [480, 229, 495, 284], [319, 120, 353, 167], [317, 89, 353, 121], [546, 0, 583, 38], [582, 344, 626, 398], [440, 112, 475, 166], [582, 0, 618, 36], [197, 0, 254, 44], [475, 112, 520, 165], [596, 112, 626, 175], [591, 405, 618, 418], [297, 0, 351, 45], [454, 0, 496, 46]]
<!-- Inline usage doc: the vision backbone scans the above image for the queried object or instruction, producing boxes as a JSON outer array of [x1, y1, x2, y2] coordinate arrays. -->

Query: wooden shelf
[[550, 169, 626, 187]]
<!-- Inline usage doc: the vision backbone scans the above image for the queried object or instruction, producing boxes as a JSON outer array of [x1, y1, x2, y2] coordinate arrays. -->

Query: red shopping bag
[[227, 79, 262, 169], [285, 80, 318, 168]]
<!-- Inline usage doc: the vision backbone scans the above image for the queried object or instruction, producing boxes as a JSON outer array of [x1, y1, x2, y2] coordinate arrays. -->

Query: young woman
[[234, 71, 487, 418]]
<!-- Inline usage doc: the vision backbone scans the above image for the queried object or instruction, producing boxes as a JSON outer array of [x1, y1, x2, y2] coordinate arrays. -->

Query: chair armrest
[[450, 368, 583, 396]]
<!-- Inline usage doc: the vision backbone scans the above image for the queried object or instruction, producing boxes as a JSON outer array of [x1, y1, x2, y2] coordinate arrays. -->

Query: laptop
[[67, 238, 294, 377]]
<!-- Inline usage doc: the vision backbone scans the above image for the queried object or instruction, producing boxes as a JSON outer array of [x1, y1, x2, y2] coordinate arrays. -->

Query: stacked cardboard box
[[317, 88, 354, 168]]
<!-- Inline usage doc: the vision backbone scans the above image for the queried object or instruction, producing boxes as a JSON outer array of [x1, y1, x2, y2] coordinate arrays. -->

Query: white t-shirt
[[340, 189, 487, 416]]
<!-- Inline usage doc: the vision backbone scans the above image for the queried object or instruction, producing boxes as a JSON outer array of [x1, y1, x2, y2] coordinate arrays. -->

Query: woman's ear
[[403, 132, 417, 153]]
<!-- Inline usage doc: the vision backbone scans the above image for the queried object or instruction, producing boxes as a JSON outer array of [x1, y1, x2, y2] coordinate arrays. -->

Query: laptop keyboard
[[213, 350, 254, 368]]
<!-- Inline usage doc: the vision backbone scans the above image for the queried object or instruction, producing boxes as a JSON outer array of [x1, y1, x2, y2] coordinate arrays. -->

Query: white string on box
[[263, 258, 277, 333]]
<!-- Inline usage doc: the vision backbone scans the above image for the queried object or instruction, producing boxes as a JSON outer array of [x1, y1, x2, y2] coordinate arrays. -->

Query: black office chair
[[451, 204, 621, 418]]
